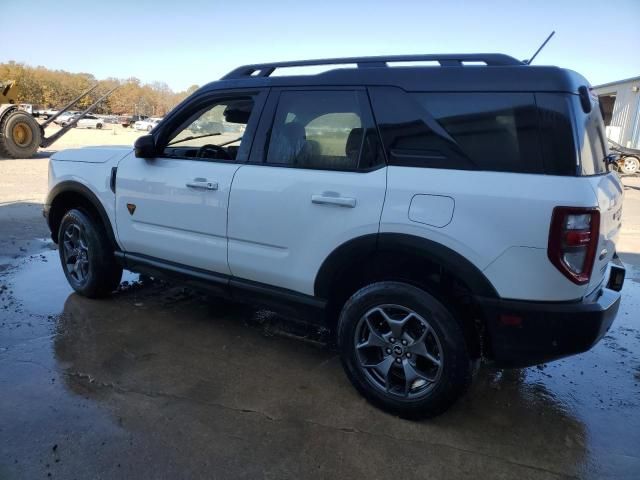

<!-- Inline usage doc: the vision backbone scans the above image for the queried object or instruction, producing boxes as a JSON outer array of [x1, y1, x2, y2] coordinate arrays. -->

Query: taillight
[[548, 207, 600, 285]]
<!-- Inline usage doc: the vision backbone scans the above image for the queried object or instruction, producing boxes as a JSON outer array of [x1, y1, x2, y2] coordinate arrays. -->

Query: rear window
[[575, 96, 608, 175]]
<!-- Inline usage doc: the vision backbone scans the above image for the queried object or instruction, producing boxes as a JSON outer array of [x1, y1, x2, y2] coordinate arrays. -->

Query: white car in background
[[74, 114, 105, 129], [55, 111, 81, 125], [63, 114, 105, 129], [134, 117, 162, 132]]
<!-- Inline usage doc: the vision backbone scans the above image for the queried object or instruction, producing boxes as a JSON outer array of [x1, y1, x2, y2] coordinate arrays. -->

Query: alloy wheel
[[354, 304, 444, 398], [62, 223, 90, 284]]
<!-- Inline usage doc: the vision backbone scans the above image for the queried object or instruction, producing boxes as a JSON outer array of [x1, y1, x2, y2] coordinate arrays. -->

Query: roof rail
[[222, 54, 524, 79]]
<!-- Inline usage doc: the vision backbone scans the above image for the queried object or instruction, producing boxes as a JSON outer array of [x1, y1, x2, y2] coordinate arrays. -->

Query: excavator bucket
[[1, 80, 18, 105]]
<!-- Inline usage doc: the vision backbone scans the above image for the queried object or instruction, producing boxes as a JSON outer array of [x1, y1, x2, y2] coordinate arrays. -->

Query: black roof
[[200, 54, 589, 94]]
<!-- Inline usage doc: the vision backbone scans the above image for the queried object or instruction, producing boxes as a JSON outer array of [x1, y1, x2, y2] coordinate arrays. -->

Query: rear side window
[[369, 87, 543, 173], [266, 90, 384, 171]]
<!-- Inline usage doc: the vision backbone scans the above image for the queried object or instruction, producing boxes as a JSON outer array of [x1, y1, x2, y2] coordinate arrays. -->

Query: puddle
[[6, 250, 73, 315], [0, 248, 639, 478], [2, 249, 139, 317]]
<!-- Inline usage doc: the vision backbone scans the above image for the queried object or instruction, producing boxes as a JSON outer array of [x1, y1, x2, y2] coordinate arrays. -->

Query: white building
[[593, 76, 640, 149]]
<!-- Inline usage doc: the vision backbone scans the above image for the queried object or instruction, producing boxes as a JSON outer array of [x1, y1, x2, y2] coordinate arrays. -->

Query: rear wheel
[[337, 281, 472, 418], [58, 209, 122, 298], [96, 123, 103, 129], [0, 110, 41, 159], [620, 156, 640, 175]]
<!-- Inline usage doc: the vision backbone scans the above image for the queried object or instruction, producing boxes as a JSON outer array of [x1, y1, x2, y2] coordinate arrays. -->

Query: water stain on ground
[[1, 248, 639, 479]]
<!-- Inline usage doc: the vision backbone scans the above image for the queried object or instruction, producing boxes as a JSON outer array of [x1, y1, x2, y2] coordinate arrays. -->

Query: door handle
[[186, 180, 218, 191], [311, 194, 356, 208]]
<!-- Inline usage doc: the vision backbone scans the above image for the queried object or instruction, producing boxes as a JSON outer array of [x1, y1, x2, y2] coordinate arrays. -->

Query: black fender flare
[[46, 181, 119, 249], [314, 232, 498, 300]]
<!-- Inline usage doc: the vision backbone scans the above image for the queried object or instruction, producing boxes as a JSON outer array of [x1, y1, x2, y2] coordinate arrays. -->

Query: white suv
[[44, 54, 626, 418]]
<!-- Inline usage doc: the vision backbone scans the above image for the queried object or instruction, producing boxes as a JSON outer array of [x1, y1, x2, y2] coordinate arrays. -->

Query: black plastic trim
[[116, 252, 326, 324], [45, 181, 118, 248], [314, 233, 499, 299], [117, 251, 228, 285], [223, 54, 524, 79], [479, 284, 622, 367], [110, 167, 117, 193], [377, 233, 498, 297], [314, 234, 378, 299]]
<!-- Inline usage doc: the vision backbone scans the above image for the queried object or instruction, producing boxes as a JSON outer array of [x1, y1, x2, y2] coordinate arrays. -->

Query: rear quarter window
[[369, 87, 543, 173]]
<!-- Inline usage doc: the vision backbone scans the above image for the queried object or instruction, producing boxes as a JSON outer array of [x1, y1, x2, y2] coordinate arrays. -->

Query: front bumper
[[479, 258, 625, 367]]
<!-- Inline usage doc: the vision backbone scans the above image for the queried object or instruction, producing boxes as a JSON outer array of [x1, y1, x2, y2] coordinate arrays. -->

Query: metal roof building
[[593, 75, 640, 149]]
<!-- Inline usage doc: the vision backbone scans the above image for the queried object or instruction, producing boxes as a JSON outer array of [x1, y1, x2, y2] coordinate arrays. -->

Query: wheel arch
[[46, 181, 118, 249], [315, 233, 498, 301], [315, 233, 499, 358]]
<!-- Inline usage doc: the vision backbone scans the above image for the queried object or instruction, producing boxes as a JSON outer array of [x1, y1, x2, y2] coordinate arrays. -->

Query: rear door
[[227, 88, 387, 295]]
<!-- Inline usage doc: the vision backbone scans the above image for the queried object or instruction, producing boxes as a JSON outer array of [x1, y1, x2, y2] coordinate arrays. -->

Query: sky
[[2, 0, 639, 92]]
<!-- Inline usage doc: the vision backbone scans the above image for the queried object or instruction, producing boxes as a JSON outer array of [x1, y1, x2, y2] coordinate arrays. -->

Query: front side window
[[164, 97, 254, 160], [266, 90, 383, 170]]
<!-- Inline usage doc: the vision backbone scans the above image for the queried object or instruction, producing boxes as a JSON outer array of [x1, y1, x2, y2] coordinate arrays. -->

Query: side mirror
[[134, 134, 156, 158]]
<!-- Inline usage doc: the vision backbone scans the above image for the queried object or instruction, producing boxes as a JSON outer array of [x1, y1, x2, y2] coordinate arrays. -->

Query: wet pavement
[[1, 245, 639, 479]]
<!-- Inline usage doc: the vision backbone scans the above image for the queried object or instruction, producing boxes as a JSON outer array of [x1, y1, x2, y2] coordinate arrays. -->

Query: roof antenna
[[524, 31, 555, 65]]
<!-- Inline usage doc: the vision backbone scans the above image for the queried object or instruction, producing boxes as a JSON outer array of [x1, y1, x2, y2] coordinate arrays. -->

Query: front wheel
[[337, 282, 472, 418], [58, 209, 122, 298]]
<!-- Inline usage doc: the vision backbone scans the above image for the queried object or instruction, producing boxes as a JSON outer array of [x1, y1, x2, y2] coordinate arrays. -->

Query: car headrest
[[345, 128, 363, 161], [269, 121, 308, 164]]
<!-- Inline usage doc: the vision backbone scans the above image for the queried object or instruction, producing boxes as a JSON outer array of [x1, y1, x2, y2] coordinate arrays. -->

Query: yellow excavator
[[0, 80, 116, 159]]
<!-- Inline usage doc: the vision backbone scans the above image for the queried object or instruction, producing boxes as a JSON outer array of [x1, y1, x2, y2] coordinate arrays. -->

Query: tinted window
[[573, 96, 608, 175], [266, 90, 383, 170], [370, 87, 543, 173], [535, 93, 578, 176]]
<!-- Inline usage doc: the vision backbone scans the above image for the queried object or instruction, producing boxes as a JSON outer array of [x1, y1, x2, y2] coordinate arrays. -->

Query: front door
[[115, 90, 266, 274]]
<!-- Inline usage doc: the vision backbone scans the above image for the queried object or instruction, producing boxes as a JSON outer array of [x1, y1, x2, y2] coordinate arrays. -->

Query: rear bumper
[[479, 258, 625, 367]]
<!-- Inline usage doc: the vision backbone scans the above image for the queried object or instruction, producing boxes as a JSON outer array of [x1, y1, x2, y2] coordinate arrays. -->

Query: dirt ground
[[1, 137, 640, 479]]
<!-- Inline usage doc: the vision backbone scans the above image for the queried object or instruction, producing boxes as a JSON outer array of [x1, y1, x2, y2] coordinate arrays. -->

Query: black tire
[[96, 123, 103, 130], [57, 208, 122, 298], [0, 110, 41, 159], [337, 281, 472, 419]]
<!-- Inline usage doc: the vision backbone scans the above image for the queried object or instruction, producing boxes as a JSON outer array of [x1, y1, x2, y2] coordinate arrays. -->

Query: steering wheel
[[197, 144, 231, 160]]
